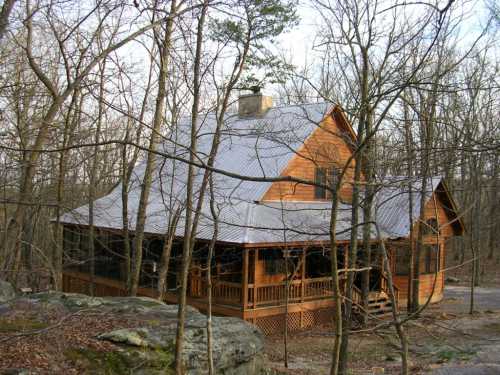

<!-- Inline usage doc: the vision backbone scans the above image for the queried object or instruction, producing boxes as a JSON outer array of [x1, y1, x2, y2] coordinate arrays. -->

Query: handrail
[[247, 276, 334, 308], [351, 285, 363, 306], [247, 276, 332, 289], [380, 273, 399, 301], [189, 276, 242, 289]]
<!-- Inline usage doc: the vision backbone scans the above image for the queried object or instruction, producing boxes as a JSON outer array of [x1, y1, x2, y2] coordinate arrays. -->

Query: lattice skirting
[[249, 308, 334, 335]]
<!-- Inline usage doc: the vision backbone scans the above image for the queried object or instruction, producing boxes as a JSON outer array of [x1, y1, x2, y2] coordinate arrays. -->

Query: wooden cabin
[[60, 94, 464, 335]]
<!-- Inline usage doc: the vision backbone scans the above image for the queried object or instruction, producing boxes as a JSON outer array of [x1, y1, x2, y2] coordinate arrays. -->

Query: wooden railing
[[247, 276, 334, 308], [380, 273, 399, 302], [189, 276, 242, 306], [64, 270, 396, 313], [351, 285, 363, 307]]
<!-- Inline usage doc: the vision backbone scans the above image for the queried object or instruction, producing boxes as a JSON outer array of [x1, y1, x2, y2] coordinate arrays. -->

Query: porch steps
[[367, 292, 393, 317], [350, 291, 394, 320]]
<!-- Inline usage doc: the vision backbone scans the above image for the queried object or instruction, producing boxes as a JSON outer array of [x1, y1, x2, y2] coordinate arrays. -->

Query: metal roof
[[60, 103, 446, 244]]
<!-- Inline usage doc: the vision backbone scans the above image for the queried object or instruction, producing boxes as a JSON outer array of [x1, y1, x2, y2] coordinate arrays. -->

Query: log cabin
[[59, 92, 465, 335]]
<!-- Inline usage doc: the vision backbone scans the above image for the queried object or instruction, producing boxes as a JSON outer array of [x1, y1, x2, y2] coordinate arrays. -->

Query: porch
[[61, 225, 400, 334]]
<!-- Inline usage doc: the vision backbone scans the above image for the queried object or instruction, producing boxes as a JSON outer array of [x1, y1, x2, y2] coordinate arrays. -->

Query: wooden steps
[[352, 291, 394, 320], [367, 292, 393, 317]]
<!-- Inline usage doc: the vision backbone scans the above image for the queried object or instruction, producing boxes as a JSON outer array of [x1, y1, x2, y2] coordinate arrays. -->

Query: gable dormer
[[261, 105, 358, 203]]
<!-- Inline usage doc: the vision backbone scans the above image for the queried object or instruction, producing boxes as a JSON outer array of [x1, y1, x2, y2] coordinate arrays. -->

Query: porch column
[[242, 248, 249, 311], [301, 248, 306, 303], [254, 249, 259, 309]]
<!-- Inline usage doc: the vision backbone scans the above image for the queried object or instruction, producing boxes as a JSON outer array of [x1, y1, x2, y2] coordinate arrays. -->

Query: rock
[[99, 316, 264, 375], [446, 276, 460, 283], [27, 292, 199, 317], [0, 280, 16, 303], [16, 291, 265, 374]]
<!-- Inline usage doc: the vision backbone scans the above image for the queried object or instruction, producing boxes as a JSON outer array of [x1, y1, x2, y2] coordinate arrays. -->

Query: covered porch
[[61, 225, 399, 334]]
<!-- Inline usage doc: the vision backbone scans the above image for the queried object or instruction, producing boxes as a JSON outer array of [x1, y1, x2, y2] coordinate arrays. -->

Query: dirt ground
[[263, 285, 500, 374]]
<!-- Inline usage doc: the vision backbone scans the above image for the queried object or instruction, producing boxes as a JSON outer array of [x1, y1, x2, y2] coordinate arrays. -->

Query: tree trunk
[[129, 0, 177, 296], [0, 0, 16, 42]]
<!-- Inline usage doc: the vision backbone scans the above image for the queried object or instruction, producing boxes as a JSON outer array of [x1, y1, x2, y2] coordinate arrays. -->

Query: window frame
[[420, 244, 439, 274], [314, 166, 339, 199], [423, 218, 440, 236], [394, 246, 411, 276]]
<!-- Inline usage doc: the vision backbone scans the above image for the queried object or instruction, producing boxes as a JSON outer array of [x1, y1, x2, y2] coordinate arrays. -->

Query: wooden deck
[[62, 271, 338, 331], [62, 270, 398, 335]]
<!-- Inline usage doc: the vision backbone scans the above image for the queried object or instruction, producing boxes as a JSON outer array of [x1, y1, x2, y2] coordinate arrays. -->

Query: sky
[[277, 0, 496, 66]]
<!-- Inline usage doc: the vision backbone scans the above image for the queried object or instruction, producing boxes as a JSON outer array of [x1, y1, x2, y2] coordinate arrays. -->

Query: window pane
[[420, 245, 438, 274], [314, 168, 326, 199], [327, 167, 338, 189], [395, 247, 410, 275]]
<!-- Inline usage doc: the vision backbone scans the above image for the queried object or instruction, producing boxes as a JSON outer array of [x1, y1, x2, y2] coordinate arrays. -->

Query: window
[[259, 249, 286, 275], [420, 244, 439, 274], [395, 246, 411, 276], [314, 166, 338, 199], [423, 218, 439, 236]]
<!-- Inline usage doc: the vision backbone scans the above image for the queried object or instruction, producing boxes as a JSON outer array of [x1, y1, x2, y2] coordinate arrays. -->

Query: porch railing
[[189, 276, 242, 306], [247, 276, 334, 308], [380, 273, 399, 301], [65, 271, 396, 312]]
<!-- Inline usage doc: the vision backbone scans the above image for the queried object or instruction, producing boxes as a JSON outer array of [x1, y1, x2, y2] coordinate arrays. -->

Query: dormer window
[[314, 166, 338, 199]]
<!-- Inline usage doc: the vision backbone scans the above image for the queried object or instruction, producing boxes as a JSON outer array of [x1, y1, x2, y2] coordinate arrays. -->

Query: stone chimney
[[238, 87, 273, 117]]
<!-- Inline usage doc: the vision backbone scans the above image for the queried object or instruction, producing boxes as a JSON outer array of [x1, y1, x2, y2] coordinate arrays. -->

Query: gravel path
[[439, 285, 500, 314], [428, 286, 500, 374]]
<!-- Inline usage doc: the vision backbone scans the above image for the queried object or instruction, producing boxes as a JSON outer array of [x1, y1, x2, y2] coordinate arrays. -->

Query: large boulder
[[20, 292, 264, 374], [99, 317, 264, 375], [0, 280, 16, 303]]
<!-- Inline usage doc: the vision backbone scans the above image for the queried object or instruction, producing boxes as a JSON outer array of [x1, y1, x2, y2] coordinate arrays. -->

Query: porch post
[[342, 244, 348, 294], [301, 248, 306, 303], [242, 248, 249, 311], [254, 249, 259, 309]]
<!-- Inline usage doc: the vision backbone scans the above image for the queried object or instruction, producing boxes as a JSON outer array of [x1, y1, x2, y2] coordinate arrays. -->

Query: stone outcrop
[[1, 290, 264, 374]]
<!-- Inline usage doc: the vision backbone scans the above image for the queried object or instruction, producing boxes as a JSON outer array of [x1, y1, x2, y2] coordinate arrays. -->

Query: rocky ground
[[0, 287, 263, 375], [264, 285, 500, 374], [1, 281, 499, 374]]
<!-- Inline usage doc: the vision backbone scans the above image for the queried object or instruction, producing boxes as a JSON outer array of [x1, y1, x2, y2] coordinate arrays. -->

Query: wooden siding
[[415, 183, 464, 239], [418, 191, 456, 238], [393, 272, 444, 305], [391, 241, 447, 306], [261, 112, 357, 202]]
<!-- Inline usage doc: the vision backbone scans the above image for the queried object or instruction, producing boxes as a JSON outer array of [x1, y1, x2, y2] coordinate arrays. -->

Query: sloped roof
[[60, 103, 459, 244], [375, 176, 443, 238]]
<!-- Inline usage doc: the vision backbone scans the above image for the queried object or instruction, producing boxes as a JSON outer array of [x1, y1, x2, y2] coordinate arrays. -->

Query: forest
[[0, 0, 499, 374]]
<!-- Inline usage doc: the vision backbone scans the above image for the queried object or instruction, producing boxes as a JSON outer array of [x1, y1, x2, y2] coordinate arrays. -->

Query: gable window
[[314, 167, 338, 199], [422, 218, 439, 236]]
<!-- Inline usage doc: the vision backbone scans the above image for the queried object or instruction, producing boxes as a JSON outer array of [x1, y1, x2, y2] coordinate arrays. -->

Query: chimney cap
[[237, 85, 262, 95], [249, 85, 261, 94]]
